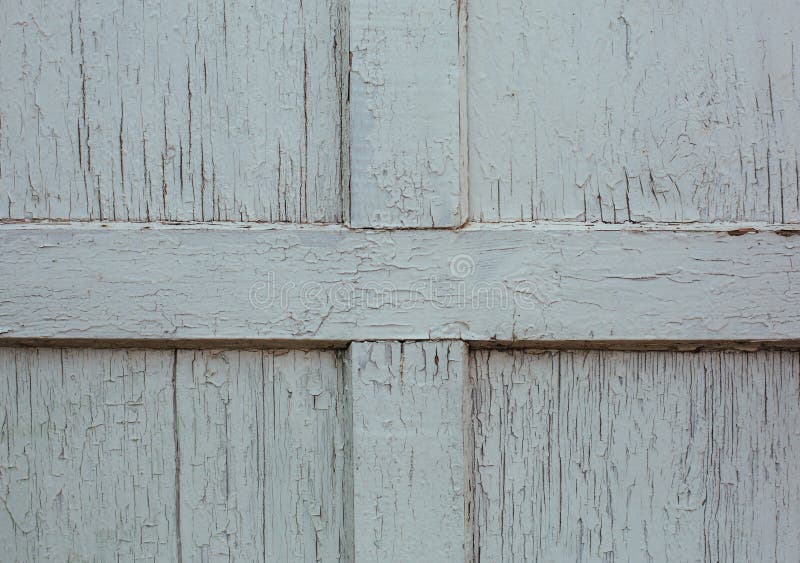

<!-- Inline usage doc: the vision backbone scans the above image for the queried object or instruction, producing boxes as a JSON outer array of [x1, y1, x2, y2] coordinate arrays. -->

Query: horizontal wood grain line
[[0, 338, 798, 352], [2, 223, 798, 343]]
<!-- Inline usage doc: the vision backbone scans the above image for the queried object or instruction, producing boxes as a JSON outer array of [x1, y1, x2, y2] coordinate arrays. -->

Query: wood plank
[[0, 0, 347, 222], [349, 0, 464, 227], [0, 348, 352, 561], [175, 349, 351, 562], [175, 349, 263, 561], [0, 347, 177, 561], [468, 0, 800, 223], [350, 341, 466, 560], [468, 349, 800, 561], [1, 222, 798, 343]]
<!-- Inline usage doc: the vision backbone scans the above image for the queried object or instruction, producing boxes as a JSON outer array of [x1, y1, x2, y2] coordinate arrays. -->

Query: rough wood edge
[[1, 338, 799, 352], [1, 219, 798, 234]]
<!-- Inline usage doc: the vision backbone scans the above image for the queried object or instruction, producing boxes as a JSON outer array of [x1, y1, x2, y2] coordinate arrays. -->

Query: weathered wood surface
[[0, 0, 347, 222], [176, 348, 350, 562], [350, 341, 465, 561], [0, 347, 177, 561], [1, 222, 798, 343], [349, 0, 464, 227], [468, 0, 800, 223], [0, 347, 350, 562], [468, 349, 800, 562]]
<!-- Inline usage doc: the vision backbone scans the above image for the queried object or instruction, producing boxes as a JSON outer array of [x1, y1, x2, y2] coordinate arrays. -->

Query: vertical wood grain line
[[172, 349, 183, 563], [340, 349, 356, 563], [464, 345, 478, 563], [458, 0, 470, 227], [339, 0, 352, 226]]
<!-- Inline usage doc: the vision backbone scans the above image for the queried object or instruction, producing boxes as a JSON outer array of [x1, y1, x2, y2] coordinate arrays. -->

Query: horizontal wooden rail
[[2, 222, 798, 343]]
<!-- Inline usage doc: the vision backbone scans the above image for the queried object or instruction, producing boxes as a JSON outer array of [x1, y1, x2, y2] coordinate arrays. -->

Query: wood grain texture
[[0, 0, 347, 222], [177, 349, 260, 562], [468, 349, 800, 562], [468, 0, 800, 223], [349, 0, 464, 227], [0, 347, 351, 562], [2, 222, 798, 343], [176, 349, 351, 562], [350, 341, 466, 561], [0, 347, 177, 561]]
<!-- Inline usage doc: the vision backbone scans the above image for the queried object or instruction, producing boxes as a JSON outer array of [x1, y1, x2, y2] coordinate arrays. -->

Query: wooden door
[[1, 1, 798, 561]]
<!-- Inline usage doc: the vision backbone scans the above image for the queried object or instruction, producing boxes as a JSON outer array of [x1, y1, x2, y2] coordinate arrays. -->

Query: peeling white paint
[[1, 223, 798, 343], [1, 0, 799, 559], [349, 0, 464, 227], [0, 0, 348, 222], [468, 349, 800, 561], [0, 347, 351, 561], [0, 348, 177, 561], [350, 341, 465, 561], [468, 0, 800, 223], [176, 349, 350, 562]]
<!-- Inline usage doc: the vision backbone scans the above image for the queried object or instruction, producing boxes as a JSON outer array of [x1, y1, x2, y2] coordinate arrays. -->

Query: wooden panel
[[468, 0, 800, 223], [3, 222, 799, 343], [0, 348, 177, 561], [349, 0, 464, 227], [0, 0, 347, 222], [350, 341, 465, 561], [176, 349, 351, 562], [0, 347, 351, 561], [468, 349, 800, 561]]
